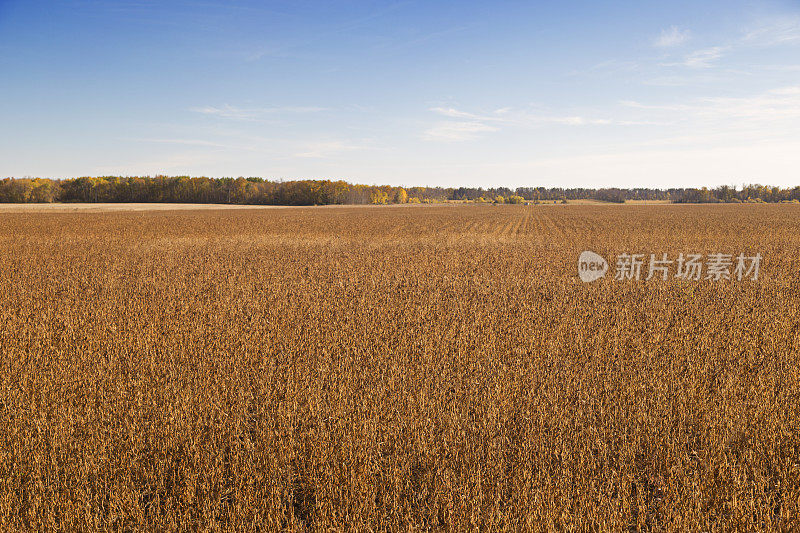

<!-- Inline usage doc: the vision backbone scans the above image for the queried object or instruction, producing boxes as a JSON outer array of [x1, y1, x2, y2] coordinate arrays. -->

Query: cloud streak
[[743, 17, 800, 46], [293, 140, 366, 158], [622, 85, 800, 121], [191, 104, 328, 121], [423, 121, 499, 142], [656, 15, 800, 73], [423, 106, 659, 142], [685, 46, 727, 68], [130, 137, 234, 148]]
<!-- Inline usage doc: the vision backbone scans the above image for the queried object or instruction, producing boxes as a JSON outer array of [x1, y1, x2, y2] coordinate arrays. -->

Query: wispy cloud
[[642, 75, 704, 87], [761, 64, 800, 72], [566, 59, 640, 78], [191, 104, 327, 121], [769, 86, 800, 95], [655, 26, 691, 48], [423, 121, 498, 142], [621, 85, 800, 127], [427, 83, 800, 146], [129, 137, 236, 148], [700, 87, 800, 119], [423, 106, 653, 142], [681, 46, 727, 68], [92, 149, 242, 176], [655, 16, 800, 74], [429, 107, 482, 120], [124, 134, 370, 163], [293, 140, 365, 158], [743, 16, 800, 46]]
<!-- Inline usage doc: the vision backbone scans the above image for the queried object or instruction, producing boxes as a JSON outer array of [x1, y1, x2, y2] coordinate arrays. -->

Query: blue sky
[[1, 0, 800, 188]]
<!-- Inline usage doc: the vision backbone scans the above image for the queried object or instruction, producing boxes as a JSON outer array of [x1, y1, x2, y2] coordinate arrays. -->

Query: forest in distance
[[1, 175, 799, 206]]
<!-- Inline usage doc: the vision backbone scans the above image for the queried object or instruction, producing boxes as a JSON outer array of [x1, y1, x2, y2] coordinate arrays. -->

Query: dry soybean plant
[[0, 204, 799, 530]]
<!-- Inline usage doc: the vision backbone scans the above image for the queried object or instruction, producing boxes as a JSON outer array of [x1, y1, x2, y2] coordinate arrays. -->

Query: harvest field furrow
[[1, 204, 800, 530]]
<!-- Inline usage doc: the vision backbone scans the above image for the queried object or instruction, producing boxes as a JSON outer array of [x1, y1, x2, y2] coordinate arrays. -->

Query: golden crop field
[[1, 204, 799, 531]]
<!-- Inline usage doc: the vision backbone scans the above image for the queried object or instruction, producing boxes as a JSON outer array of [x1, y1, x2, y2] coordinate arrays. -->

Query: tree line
[[1, 176, 799, 205]]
